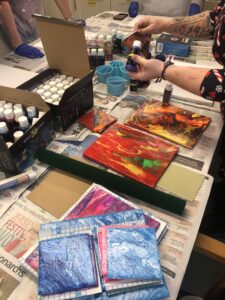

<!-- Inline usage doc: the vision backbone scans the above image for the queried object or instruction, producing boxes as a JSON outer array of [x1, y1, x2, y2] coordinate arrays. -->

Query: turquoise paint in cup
[[96, 65, 113, 83], [120, 65, 130, 82], [109, 60, 125, 77], [107, 76, 127, 96]]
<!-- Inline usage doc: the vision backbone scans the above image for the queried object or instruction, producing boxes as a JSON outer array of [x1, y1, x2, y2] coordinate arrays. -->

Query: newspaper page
[[7, 273, 38, 300], [0, 197, 55, 260], [0, 248, 26, 299]]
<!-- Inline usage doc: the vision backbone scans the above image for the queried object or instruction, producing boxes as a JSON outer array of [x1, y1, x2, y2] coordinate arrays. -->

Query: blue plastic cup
[[109, 60, 125, 77], [96, 65, 113, 83], [120, 65, 130, 82], [107, 76, 127, 96]]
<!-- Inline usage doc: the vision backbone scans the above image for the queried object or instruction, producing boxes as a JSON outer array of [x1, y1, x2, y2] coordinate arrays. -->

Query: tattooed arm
[[134, 11, 213, 39], [168, 11, 213, 38]]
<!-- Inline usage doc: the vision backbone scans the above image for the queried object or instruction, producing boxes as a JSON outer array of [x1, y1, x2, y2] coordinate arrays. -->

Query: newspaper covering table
[[0, 10, 224, 300]]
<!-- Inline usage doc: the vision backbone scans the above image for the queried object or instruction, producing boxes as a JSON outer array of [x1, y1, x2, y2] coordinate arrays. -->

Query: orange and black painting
[[78, 108, 117, 133], [126, 99, 211, 149], [84, 123, 178, 188]]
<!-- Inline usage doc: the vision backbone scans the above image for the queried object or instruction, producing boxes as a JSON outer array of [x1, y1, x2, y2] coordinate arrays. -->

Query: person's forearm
[[54, 0, 73, 20], [164, 65, 209, 96], [165, 11, 213, 38], [0, 2, 22, 47]]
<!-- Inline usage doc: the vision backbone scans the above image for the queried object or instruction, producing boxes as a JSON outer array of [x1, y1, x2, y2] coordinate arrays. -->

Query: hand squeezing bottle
[[125, 40, 142, 73]]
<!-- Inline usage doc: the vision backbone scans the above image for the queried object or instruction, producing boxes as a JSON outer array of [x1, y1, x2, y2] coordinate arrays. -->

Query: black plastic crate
[[18, 69, 94, 131]]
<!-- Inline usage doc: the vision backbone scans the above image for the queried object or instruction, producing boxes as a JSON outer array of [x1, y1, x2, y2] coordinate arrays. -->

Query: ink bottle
[[0, 122, 13, 143], [114, 31, 123, 55], [97, 48, 105, 66], [26, 106, 38, 123], [18, 116, 30, 132], [13, 130, 24, 142], [126, 40, 142, 72], [4, 109, 17, 131], [163, 83, 173, 106]]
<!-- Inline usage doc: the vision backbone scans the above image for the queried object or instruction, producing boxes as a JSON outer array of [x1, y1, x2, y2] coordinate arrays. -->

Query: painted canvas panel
[[84, 123, 178, 188], [63, 184, 160, 230], [78, 108, 117, 133], [105, 227, 162, 281], [38, 234, 98, 296], [126, 99, 211, 149]]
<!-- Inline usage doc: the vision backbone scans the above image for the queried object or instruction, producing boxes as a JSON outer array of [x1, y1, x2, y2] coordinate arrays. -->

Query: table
[[0, 11, 224, 300]]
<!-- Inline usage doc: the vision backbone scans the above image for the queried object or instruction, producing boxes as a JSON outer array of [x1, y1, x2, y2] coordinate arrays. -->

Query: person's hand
[[14, 44, 44, 59], [128, 55, 164, 81], [134, 16, 172, 35]]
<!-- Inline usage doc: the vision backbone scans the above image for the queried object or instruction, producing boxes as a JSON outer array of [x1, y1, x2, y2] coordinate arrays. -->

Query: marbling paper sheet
[[126, 99, 211, 149], [84, 123, 178, 187], [40, 209, 146, 237], [78, 108, 117, 133], [106, 227, 162, 281], [64, 184, 160, 230], [39, 234, 97, 296]]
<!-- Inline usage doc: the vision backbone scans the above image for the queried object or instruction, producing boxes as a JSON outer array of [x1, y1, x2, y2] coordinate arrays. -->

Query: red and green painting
[[126, 99, 211, 149], [84, 123, 178, 188]]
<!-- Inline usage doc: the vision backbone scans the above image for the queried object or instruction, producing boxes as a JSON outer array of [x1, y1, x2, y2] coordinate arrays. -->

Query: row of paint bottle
[[0, 101, 38, 146], [86, 30, 128, 64], [32, 74, 79, 106]]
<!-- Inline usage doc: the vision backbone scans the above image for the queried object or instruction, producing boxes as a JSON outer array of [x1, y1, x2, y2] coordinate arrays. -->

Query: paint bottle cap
[[14, 108, 24, 121], [64, 85, 70, 89], [56, 83, 64, 89], [13, 103, 23, 110], [28, 171, 37, 181], [55, 77, 62, 83], [4, 103, 13, 110], [51, 94, 60, 101], [32, 117, 39, 125], [67, 76, 73, 82], [98, 48, 104, 55], [62, 80, 69, 86], [18, 116, 29, 128], [44, 91, 52, 98], [165, 83, 173, 91], [49, 81, 56, 87], [45, 98, 54, 104], [43, 84, 51, 91], [4, 109, 14, 119], [106, 35, 112, 41], [0, 122, 8, 134], [112, 29, 117, 36], [98, 34, 104, 41], [6, 141, 13, 148], [37, 88, 45, 96], [0, 100, 6, 106], [60, 74, 67, 80], [133, 40, 142, 49], [91, 48, 97, 55], [27, 106, 36, 118], [13, 130, 24, 141], [58, 89, 64, 96]]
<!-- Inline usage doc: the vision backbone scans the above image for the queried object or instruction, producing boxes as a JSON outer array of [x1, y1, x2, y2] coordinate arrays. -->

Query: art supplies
[[0, 171, 36, 191]]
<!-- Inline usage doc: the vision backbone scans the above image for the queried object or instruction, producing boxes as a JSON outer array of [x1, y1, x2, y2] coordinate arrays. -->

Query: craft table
[[0, 11, 224, 300]]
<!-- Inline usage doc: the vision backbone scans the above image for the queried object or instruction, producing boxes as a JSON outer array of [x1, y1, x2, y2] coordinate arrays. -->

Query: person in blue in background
[[0, 0, 73, 58]]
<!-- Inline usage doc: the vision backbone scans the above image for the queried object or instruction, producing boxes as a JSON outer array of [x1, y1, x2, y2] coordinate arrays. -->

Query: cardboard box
[[156, 33, 192, 57], [0, 86, 54, 174], [18, 15, 94, 131]]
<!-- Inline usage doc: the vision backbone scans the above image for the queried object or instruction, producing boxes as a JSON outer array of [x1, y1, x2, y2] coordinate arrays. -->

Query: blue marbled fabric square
[[38, 234, 97, 296], [106, 227, 162, 281]]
